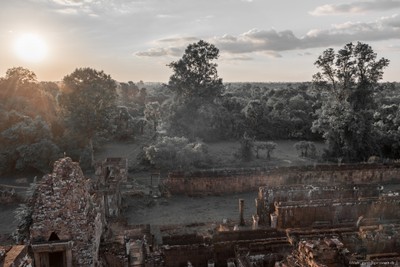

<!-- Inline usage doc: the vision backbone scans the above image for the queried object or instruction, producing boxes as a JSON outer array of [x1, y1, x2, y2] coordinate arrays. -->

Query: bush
[[143, 136, 210, 170], [294, 141, 316, 158]]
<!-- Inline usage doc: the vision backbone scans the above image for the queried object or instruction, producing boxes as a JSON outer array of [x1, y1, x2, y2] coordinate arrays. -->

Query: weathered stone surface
[[163, 164, 400, 195], [30, 157, 103, 267]]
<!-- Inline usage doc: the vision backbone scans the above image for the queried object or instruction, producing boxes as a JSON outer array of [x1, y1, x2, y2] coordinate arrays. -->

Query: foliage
[[264, 141, 277, 159], [144, 102, 161, 131], [60, 68, 117, 139], [14, 178, 37, 243], [15, 139, 60, 173], [294, 141, 316, 158], [238, 132, 254, 161], [373, 103, 400, 158], [60, 68, 117, 165], [223, 83, 319, 140], [119, 81, 139, 106], [253, 141, 277, 160], [167, 40, 223, 102], [143, 136, 210, 170], [312, 42, 389, 162], [0, 112, 60, 173], [163, 40, 228, 141]]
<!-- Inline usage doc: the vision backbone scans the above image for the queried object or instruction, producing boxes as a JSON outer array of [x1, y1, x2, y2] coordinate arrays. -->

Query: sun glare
[[14, 33, 48, 63]]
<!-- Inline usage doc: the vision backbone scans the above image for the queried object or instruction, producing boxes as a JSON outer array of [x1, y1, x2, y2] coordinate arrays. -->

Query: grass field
[[94, 138, 327, 171]]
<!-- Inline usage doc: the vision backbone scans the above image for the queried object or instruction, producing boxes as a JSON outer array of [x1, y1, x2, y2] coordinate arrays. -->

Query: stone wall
[[274, 196, 400, 228], [163, 164, 400, 195], [30, 157, 104, 267]]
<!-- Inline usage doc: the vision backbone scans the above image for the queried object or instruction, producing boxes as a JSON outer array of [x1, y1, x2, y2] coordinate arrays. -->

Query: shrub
[[143, 136, 210, 170]]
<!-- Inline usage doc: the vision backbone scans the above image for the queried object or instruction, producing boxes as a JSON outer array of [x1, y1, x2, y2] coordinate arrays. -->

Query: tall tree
[[165, 40, 227, 140], [60, 68, 117, 164], [167, 39, 223, 102], [312, 42, 389, 162]]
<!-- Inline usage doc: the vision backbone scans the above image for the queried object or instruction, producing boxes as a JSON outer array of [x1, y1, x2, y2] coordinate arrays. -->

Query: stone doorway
[[32, 241, 73, 267], [49, 251, 65, 267]]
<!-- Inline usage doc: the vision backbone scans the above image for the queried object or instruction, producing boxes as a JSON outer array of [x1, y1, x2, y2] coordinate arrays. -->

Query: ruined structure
[[164, 164, 400, 195], [256, 184, 400, 227], [0, 245, 31, 266], [4, 157, 400, 266], [95, 158, 128, 217], [30, 157, 104, 267]]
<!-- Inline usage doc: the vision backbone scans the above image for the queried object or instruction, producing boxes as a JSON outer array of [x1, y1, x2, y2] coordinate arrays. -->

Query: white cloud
[[135, 15, 400, 58], [134, 47, 183, 57], [310, 0, 400, 16], [49, 0, 152, 16]]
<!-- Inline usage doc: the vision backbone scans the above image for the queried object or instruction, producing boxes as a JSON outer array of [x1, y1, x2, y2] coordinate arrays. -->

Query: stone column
[[239, 199, 245, 226]]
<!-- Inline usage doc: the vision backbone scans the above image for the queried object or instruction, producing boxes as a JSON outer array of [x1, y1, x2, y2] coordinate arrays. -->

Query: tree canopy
[[312, 42, 389, 162], [60, 67, 117, 140], [167, 40, 223, 102]]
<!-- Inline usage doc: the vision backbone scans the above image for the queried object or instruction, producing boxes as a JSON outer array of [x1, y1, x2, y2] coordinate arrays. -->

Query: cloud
[[49, 0, 151, 17], [157, 37, 199, 44], [221, 54, 253, 61], [310, 0, 400, 16], [134, 47, 183, 57], [135, 15, 400, 58], [51, 0, 84, 7]]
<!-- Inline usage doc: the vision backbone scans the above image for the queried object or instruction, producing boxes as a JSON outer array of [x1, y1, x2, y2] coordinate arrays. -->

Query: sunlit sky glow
[[1, 0, 400, 82]]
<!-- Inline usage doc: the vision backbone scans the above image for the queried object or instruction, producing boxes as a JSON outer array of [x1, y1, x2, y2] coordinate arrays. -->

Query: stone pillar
[[33, 252, 41, 267], [239, 199, 245, 226], [270, 213, 278, 228], [252, 214, 259, 230], [66, 249, 73, 267]]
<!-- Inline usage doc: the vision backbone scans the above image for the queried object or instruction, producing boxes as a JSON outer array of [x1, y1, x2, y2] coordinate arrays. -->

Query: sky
[[1, 0, 400, 82]]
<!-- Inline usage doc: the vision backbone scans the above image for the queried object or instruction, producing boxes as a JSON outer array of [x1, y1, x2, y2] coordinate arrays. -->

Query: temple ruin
[[2, 158, 400, 266], [30, 157, 104, 267]]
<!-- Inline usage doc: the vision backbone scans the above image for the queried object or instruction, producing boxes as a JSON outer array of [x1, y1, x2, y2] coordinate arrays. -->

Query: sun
[[14, 33, 48, 63]]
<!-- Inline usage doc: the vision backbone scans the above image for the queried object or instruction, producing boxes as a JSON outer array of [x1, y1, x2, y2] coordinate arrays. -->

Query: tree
[[167, 39, 223, 102], [254, 141, 277, 160], [144, 102, 161, 131], [0, 67, 38, 108], [312, 42, 389, 162], [60, 68, 117, 165], [165, 40, 226, 140], [294, 141, 316, 158], [238, 132, 254, 161], [264, 141, 277, 160]]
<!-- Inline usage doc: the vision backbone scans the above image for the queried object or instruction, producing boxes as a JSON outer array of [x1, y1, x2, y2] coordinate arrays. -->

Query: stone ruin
[[26, 157, 131, 267], [95, 157, 128, 218], [30, 157, 104, 267], [3, 157, 400, 266], [256, 184, 400, 228]]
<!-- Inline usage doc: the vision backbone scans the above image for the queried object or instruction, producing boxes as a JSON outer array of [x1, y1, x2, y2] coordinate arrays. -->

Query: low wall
[[163, 164, 400, 196]]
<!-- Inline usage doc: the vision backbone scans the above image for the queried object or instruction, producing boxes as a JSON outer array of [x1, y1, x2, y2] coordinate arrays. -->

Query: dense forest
[[1, 40, 399, 175]]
